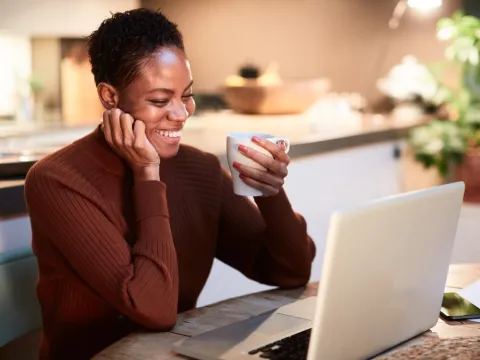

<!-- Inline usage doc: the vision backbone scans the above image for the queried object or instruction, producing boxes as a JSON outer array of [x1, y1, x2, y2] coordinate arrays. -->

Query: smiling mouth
[[155, 129, 182, 138]]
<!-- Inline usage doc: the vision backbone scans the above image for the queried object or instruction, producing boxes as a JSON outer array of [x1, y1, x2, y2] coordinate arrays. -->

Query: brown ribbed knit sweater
[[24, 126, 316, 360]]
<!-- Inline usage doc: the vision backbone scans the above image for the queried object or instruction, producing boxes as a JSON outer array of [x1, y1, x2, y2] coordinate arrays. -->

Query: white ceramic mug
[[226, 132, 290, 197]]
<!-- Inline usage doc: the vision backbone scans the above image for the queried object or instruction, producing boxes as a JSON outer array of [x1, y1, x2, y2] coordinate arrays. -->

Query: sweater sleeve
[[24, 168, 178, 330], [216, 167, 316, 288]]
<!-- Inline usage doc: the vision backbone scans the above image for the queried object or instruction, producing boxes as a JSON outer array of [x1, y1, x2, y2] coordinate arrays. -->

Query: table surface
[[92, 264, 480, 360]]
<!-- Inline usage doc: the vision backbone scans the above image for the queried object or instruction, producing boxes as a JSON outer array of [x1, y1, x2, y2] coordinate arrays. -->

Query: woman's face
[[117, 46, 195, 159]]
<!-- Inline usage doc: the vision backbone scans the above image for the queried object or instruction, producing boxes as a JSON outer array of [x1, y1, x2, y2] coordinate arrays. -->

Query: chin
[[157, 145, 180, 159]]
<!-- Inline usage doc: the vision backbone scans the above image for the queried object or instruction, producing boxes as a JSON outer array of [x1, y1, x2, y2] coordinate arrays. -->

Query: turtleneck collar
[[87, 124, 128, 176]]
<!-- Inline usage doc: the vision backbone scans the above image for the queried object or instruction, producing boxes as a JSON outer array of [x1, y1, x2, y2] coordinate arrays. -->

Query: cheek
[[187, 99, 196, 116], [132, 106, 168, 127]]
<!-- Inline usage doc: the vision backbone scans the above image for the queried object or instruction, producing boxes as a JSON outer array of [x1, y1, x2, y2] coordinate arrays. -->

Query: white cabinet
[[197, 140, 402, 306], [0, 215, 31, 253]]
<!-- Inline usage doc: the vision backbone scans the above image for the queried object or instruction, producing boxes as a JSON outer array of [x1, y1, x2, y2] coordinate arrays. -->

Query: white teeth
[[158, 130, 182, 138]]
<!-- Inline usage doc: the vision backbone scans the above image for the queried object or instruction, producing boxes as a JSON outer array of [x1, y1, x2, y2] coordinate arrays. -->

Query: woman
[[24, 8, 315, 360]]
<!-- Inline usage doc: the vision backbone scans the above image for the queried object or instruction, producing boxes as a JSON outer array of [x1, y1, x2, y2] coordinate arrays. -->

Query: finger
[[239, 174, 279, 197], [133, 120, 149, 153], [102, 110, 113, 145], [109, 108, 123, 147], [233, 162, 284, 188], [238, 145, 288, 178], [252, 136, 290, 165], [119, 112, 135, 147]]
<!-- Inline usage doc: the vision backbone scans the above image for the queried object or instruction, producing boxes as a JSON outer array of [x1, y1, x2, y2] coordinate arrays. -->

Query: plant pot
[[455, 148, 480, 203]]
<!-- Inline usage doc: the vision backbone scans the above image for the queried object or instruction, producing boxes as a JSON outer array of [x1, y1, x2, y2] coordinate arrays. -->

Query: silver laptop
[[172, 182, 465, 360]]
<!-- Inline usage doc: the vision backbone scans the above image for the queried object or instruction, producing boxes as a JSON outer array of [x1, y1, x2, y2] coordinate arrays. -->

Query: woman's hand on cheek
[[102, 108, 160, 178], [232, 136, 290, 197]]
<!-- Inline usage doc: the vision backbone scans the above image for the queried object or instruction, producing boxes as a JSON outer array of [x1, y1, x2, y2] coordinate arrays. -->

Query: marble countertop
[[181, 111, 423, 155]]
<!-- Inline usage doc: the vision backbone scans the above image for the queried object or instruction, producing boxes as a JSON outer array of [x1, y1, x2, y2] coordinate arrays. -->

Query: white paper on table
[[457, 279, 480, 309]]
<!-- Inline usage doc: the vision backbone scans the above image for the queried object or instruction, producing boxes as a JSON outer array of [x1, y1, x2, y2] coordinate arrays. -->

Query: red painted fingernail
[[238, 145, 247, 153], [232, 161, 240, 169], [239, 174, 246, 180], [252, 136, 261, 143]]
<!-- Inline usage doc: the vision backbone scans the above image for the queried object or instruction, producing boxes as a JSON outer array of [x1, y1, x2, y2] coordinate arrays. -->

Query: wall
[[142, 0, 461, 103], [0, 0, 140, 37]]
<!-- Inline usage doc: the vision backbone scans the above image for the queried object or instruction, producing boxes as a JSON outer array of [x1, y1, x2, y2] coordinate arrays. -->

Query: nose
[[167, 100, 189, 123]]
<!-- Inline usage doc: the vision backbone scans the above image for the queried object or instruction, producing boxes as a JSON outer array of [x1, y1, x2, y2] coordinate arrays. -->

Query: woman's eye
[[150, 94, 194, 106], [150, 100, 169, 106], [182, 93, 195, 100]]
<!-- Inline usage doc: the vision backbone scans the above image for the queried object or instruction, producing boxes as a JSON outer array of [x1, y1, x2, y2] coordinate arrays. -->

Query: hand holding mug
[[227, 132, 290, 197]]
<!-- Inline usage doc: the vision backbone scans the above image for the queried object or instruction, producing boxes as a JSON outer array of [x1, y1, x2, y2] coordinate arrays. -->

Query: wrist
[[133, 165, 160, 182]]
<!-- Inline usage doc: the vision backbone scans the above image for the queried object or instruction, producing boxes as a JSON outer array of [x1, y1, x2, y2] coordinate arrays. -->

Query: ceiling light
[[407, 0, 442, 10]]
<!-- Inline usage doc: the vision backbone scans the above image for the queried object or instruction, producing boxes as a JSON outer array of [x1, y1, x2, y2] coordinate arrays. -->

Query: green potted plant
[[29, 73, 46, 122], [408, 10, 480, 201]]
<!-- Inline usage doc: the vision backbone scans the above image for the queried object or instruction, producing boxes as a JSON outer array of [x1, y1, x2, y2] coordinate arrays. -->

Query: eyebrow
[[148, 80, 194, 95]]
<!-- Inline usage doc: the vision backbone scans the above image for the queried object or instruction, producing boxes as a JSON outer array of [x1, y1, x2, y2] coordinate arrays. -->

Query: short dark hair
[[87, 8, 184, 89]]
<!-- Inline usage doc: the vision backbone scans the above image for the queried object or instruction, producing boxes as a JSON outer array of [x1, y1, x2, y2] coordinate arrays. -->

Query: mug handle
[[267, 137, 290, 154]]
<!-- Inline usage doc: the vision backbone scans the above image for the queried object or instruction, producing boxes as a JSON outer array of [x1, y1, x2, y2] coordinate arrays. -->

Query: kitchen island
[[0, 110, 427, 218], [0, 110, 434, 305]]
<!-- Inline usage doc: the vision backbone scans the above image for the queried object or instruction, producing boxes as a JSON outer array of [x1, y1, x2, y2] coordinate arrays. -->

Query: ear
[[97, 82, 119, 110]]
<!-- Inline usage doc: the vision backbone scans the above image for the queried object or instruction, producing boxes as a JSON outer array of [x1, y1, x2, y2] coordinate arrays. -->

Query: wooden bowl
[[222, 78, 330, 115]]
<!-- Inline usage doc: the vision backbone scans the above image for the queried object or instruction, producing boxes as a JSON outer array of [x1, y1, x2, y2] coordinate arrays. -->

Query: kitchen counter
[[1, 110, 425, 173], [0, 110, 426, 216]]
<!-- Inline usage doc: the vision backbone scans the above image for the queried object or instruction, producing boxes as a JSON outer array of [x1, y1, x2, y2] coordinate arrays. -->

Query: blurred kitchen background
[[0, 0, 471, 124], [2, 0, 480, 306]]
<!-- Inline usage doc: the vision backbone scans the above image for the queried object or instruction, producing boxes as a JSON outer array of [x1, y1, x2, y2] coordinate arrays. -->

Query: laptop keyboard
[[248, 329, 311, 360]]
